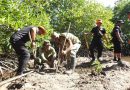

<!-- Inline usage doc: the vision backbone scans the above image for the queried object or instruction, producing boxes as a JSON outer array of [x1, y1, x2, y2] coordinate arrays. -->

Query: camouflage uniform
[[35, 41, 56, 68], [59, 33, 81, 73]]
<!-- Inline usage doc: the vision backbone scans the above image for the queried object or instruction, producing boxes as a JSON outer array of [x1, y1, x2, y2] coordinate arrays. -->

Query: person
[[87, 19, 107, 63], [34, 40, 57, 69], [10, 26, 46, 75], [111, 20, 124, 65], [127, 11, 130, 20], [51, 32, 60, 55], [59, 32, 81, 74]]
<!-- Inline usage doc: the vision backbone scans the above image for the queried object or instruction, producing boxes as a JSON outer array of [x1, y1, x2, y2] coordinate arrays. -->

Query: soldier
[[34, 40, 57, 69], [88, 19, 107, 63], [111, 20, 124, 65], [10, 26, 46, 75], [59, 33, 81, 74]]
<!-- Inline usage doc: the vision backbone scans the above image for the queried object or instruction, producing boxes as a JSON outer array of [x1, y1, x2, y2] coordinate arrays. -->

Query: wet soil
[[1, 51, 130, 90]]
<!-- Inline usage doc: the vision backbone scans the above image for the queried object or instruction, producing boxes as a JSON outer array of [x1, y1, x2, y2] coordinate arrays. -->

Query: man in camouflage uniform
[[59, 33, 81, 74], [34, 40, 57, 69]]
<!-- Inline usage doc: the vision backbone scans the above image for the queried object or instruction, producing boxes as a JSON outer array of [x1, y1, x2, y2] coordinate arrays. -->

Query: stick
[[62, 22, 71, 49], [0, 71, 33, 86], [84, 33, 89, 49]]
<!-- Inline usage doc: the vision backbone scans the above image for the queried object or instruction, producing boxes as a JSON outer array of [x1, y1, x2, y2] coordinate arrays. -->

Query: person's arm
[[30, 27, 37, 48], [62, 39, 73, 55], [39, 48, 48, 62], [116, 31, 124, 43], [30, 27, 37, 41], [52, 48, 57, 58]]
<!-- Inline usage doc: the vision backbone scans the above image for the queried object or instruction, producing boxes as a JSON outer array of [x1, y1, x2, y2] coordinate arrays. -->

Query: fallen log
[[0, 71, 33, 86]]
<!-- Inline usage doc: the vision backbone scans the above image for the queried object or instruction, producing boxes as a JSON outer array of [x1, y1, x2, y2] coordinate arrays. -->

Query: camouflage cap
[[52, 32, 60, 37], [43, 40, 51, 46]]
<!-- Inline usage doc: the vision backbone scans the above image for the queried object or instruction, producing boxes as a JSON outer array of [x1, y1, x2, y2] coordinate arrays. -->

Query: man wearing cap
[[59, 33, 81, 74], [88, 19, 107, 63], [10, 26, 46, 75], [34, 40, 57, 69], [111, 20, 124, 65]]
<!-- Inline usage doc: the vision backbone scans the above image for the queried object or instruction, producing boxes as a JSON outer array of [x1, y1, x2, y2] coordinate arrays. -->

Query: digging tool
[[84, 32, 89, 49], [83, 32, 92, 59], [0, 71, 33, 86]]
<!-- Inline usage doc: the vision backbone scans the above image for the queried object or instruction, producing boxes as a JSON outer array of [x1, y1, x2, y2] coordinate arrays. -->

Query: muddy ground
[[1, 51, 130, 90]]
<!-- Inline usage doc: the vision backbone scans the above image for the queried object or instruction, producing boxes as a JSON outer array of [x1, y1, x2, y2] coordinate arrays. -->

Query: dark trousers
[[89, 40, 103, 59], [10, 41, 30, 75]]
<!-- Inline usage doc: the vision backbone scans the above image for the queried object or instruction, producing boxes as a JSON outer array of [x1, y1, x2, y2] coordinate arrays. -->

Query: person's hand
[[84, 33, 89, 35], [62, 50, 67, 55], [31, 42, 36, 48], [120, 40, 124, 44]]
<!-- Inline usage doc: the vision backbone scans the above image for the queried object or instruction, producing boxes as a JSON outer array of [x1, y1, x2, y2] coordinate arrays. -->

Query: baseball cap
[[96, 19, 103, 24]]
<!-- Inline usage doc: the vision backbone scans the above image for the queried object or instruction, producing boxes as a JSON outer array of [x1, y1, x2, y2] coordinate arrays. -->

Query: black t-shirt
[[111, 25, 122, 42], [91, 26, 106, 41], [10, 26, 37, 44]]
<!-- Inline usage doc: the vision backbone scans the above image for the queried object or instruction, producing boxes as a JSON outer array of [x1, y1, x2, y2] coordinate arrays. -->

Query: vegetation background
[[0, 0, 130, 54]]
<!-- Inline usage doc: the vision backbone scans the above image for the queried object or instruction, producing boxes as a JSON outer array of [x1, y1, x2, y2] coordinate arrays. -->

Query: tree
[[0, 0, 52, 53], [43, 0, 114, 38], [112, 0, 130, 34]]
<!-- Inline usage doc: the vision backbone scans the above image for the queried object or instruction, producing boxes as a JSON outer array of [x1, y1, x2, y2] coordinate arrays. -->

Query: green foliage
[[0, 24, 15, 53], [0, 0, 114, 53], [0, 0, 53, 53], [112, 0, 130, 35], [43, 0, 114, 43], [92, 60, 103, 74]]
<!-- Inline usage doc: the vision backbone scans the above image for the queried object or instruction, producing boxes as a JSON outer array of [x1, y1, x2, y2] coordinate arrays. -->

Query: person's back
[[10, 26, 37, 44], [10, 26, 46, 75], [60, 32, 80, 44]]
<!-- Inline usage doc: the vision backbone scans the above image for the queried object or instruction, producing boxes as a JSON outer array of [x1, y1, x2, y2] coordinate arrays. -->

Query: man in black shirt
[[111, 20, 124, 65], [10, 26, 46, 75], [87, 19, 107, 63]]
